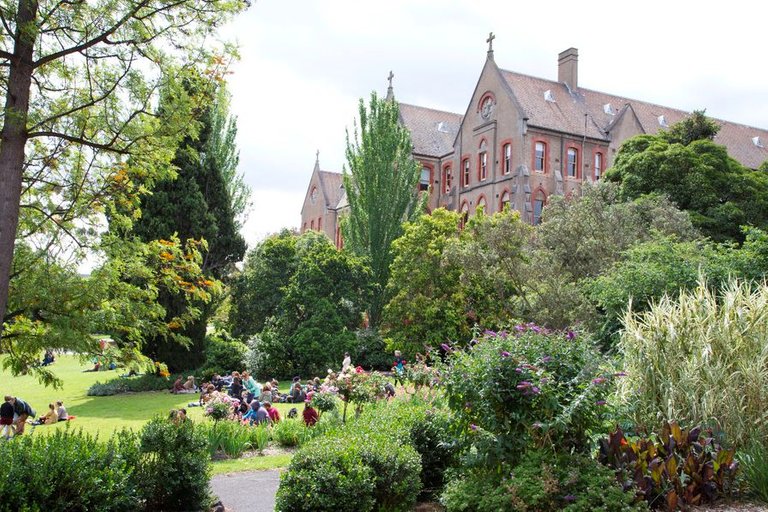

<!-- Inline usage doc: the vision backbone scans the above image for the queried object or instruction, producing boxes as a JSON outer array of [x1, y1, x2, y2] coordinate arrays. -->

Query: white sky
[[225, 0, 768, 250]]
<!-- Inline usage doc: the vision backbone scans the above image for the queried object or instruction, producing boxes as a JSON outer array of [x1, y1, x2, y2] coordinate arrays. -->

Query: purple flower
[[500, 351, 510, 358], [470, 424, 478, 431], [564, 494, 576, 503], [596, 400, 607, 406], [515, 324, 525, 332], [440, 343, 453, 352], [531, 325, 542, 333], [614, 371, 627, 377], [499, 330, 509, 339], [566, 330, 576, 340], [516, 381, 532, 390], [531, 386, 540, 394], [484, 329, 497, 337], [592, 377, 607, 385], [515, 367, 523, 373], [532, 422, 544, 429], [540, 377, 548, 384], [464, 402, 472, 410], [541, 355, 552, 363]]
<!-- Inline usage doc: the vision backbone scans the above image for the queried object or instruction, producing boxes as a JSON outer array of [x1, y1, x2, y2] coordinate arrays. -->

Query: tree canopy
[[606, 114, 768, 242]]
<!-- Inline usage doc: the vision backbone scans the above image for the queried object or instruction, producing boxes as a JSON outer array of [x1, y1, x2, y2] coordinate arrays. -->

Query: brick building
[[301, 42, 768, 245]]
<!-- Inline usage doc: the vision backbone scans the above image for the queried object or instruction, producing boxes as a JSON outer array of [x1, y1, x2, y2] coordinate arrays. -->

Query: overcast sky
[[224, 0, 768, 250]]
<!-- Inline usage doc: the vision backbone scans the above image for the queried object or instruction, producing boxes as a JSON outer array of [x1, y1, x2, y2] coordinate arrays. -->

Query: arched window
[[534, 141, 547, 172], [476, 195, 487, 214], [532, 191, 546, 225], [310, 187, 318, 204], [460, 201, 469, 228], [500, 190, 511, 211], [318, 217, 322, 231], [502, 143, 512, 175], [478, 140, 488, 182], [566, 147, 579, 178], [419, 165, 432, 191], [443, 164, 452, 193], [594, 152, 604, 180], [310, 219, 315, 230]]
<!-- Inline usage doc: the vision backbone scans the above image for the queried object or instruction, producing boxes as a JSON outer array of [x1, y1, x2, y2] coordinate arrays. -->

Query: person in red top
[[302, 401, 318, 427], [264, 401, 281, 423]]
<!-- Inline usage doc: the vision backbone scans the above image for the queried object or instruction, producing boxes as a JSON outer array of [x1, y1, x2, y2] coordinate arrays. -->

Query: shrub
[[409, 406, 457, 498], [276, 431, 421, 512], [599, 422, 738, 509], [739, 440, 768, 503], [620, 279, 768, 447], [87, 373, 180, 396], [311, 389, 340, 414], [198, 334, 247, 381], [442, 450, 646, 512], [249, 423, 271, 452], [353, 328, 392, 370], [137, 417, 212, 511], [442, 327, 616, 466], [0, 427, 140, 512]]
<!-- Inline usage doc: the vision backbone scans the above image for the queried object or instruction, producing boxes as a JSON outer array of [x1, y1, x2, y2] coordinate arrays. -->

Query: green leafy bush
[[249, 423, 271, 452], [87, 373, 180, 396], [271, 417, 311, 447], [353, 328, 392, 370], [137, 417, 212, 511], [739, 440, 768, 503], [442, 449, 647, 512], [0, 427, 140, 512], [276, 430, 421, 512], [198, 334, 247, 381], [199, 421, 252, 458], [442, 327, 616, 466], [409, 406, 456, 498], [599, 422, 738, 509]]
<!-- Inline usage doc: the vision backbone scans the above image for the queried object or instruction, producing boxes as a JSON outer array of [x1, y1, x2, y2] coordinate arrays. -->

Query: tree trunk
[[0, 0, 38, 337]]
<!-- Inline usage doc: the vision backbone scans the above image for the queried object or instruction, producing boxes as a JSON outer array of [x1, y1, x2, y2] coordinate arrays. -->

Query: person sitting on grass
[[242, 400, 260, 425], [41, 349, 55, 367], [1, 396, 15, 439], [56, 400, 67, 422], [182, 375, 196, 393], [171, 376, 184, 394], [229, 376, 244, 399], [302, 400, 318, 427], [242, 372, 261, 403], [34, 403, 58, 425], [289, 382, 306, 404], [264, 401, 280, 423], [259, 382, 272, 402]]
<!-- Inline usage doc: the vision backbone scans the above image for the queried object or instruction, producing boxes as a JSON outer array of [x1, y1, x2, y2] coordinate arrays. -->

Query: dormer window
[[603, 103, 615, 115], [544, 90, 555, 102], [658, 115, 668, 127], [753, 136, 764, 148]]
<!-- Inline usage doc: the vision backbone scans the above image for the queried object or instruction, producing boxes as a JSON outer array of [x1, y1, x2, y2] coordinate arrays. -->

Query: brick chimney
[[558, 48, 578, 90]]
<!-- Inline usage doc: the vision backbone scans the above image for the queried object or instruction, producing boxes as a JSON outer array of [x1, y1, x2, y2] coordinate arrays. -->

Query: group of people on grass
[[1, 396, 68, 439]]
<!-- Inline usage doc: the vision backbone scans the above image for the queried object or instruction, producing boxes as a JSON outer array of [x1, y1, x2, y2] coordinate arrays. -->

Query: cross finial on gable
[[486, 32, 495, 59], [386, 70, 395, 100], [314, 149, 320, 171]]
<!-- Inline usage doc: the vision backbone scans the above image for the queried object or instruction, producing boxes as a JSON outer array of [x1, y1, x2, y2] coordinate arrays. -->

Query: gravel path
[[211, 470, 281, 512]]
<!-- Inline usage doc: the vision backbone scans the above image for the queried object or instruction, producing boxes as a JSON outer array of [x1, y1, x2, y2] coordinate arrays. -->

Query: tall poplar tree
[[342, 92, 423, 327]]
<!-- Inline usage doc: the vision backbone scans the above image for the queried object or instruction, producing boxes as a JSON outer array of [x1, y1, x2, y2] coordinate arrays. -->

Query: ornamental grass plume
[[619, 277, 768, 447]]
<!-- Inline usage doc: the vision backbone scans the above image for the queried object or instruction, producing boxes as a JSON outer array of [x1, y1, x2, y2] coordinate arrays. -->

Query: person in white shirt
[[341, 352, 352, 373]]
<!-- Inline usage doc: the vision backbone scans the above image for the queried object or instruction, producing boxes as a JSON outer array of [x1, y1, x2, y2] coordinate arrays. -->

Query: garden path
[[211, 469, 281, 512]]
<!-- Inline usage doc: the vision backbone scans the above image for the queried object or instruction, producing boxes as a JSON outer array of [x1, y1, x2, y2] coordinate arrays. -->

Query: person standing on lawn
[[6, 396, 35, 435], [1, 396, 15, 439], [392, 350, 407, 387]]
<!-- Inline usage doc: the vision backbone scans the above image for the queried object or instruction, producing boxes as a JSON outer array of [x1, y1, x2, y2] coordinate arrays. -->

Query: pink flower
[[596, 400, 607, 406], [592, 377, 606, 385]]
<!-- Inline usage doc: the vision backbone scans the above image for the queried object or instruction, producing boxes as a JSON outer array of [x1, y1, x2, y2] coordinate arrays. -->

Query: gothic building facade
[[301, 43, 768, 246]]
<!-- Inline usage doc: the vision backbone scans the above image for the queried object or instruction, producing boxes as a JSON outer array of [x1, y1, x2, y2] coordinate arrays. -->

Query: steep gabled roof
[[317, 170, 344, 209], [500, 68, 768, 168], [399, 103, 462, 158]]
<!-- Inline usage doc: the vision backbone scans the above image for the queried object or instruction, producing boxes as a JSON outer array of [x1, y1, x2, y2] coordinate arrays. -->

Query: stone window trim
[[499, 139, 514, 176], [477, 91, 497, 114], [419, 162, 434, 192], [461, 155, 471, 188], [499, 188, 511, 212], [532, 187, 548, 225], [442, 163, 452, 194], [565, 143, 581, 179], [593, 150, 605, 181], [476, 194, 488, 214], [477, 139, 489, 182], [459, 200, 470, 229], [532, 138, 548, 174]]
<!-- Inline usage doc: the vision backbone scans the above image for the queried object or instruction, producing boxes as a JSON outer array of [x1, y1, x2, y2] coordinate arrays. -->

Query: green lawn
[[2, 354, 296, 472]]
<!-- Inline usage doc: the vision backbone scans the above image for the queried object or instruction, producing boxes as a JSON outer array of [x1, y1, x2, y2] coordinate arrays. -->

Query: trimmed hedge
[[87, 373, 182, 396]]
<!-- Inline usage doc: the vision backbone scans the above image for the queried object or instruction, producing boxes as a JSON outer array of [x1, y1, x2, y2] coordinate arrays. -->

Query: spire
[[486, 32, 495, 60], [314, 149, 320, 171], [386, 70, 394, 100]]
